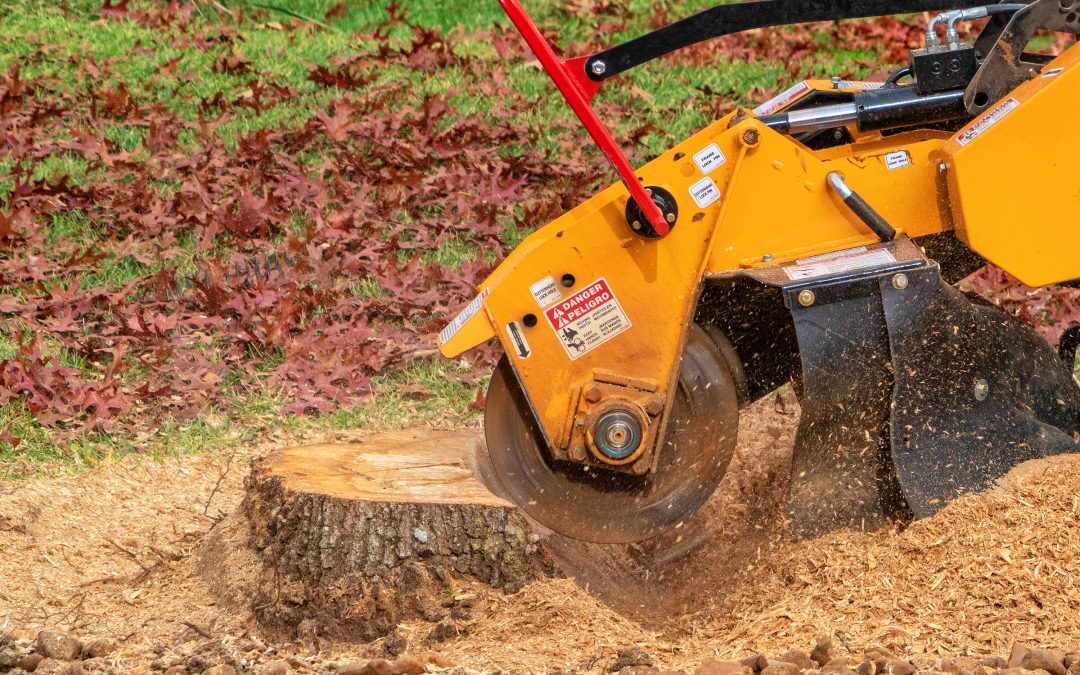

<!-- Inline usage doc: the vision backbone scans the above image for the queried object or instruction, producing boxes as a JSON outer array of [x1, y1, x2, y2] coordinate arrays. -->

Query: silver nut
[[892, 273, 910, 290], [798, 289, 816, 307], [762, 254, 774, 262], [590, 60, 607, 76]]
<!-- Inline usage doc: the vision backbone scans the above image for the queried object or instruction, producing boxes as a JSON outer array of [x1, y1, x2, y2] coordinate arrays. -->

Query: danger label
[[544, 278, 631, 360], [957, 97, 1019, 146]]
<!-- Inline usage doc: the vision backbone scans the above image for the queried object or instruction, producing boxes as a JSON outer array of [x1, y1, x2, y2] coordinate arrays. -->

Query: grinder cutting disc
[[483, 324, 740, 544]]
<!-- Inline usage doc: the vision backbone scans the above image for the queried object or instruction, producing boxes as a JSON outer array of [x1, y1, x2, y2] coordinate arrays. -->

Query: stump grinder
[[438, 0, 1080, 543]]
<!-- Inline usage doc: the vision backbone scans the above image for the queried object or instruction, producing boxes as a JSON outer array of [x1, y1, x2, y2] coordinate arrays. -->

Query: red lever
[[497, 0, 670, 236]]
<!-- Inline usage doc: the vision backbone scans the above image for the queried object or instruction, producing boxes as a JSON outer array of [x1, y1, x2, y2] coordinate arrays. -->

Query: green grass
[[0, 356, 483, 478]]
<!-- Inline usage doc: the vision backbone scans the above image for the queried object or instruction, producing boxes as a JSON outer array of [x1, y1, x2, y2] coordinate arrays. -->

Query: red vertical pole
[[497, 0, 670, 235]]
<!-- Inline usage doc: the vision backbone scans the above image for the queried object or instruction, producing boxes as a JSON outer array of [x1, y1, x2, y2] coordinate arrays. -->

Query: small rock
[[34, 658, 86, 675], [1009, 645, 1032, 669], [942, 659, 980, 674], [383, 631, 408, 658], [421, 653, 452, 669], [18, 653, 45, 672], [865, 649, 896, 662], [613, 648, 654, 671], [0, 650, 21, 669], [762, 662, 801, 675], [974, 666, 996, 675], [741, 655, 768, 673], [820, 669, 856, 675], [426, 623, 457, 644], [80, 640, 116, 660], [825, 658, 859, 670], [695, 659, 754, 675], [1065, 657, 1079, 670], [881, 659, 915, 675], [996, 668, 1030, 675], [1022, 652, 1067, 675], [34, 633, 83, 662], [263, 661, 292, 675], [780, 652, 816, 672], [617, 668, 661, 675], [980, 660, 1008, 670], [338, 658, 426, 675], [812, 641, 834, 669], [163, 667, 187, 675], [1068, 662, 1080, 675], [202, 667, 237, 675], [856, 660, 877, 675]]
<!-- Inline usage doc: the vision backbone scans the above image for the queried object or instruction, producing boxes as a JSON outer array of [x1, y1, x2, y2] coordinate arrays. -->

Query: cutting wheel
[[483, 324, 740, 544]]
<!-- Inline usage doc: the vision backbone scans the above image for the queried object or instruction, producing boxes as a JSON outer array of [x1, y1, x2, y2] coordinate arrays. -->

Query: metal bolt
[[631, 220, 642, 230], [742, 128, 760, 146], [939, 162, 950, 173], [590, 60, 607, 76], [831, 76, 843, 88], [646, 396, 664, 416], [569, 445, 587, 462], [584, 384, 603, 403], [974, 378, 990, 401], [798, 289, 816, 307], [762, 254, 775, 262], [892, 273, 910, 290], [666, 213, 676, 224], [632, 460, 650, 475]]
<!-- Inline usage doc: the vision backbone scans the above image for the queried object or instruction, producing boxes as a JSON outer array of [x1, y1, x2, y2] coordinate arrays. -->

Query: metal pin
[[798, 289, 816, 307], [892, 273, 910, 290]]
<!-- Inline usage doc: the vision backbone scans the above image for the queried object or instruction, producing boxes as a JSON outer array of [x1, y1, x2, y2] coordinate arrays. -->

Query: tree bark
[[204, 430, 557, 641]]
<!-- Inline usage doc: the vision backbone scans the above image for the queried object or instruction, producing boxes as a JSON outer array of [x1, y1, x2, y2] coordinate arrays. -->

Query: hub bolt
[[798, 289, 816, 307], [584, 384, 603, 403], [646, 396, 664, 416], [590, 60, 607, 76], [632, 460, 650, 476], [892, 273, 910, 290]]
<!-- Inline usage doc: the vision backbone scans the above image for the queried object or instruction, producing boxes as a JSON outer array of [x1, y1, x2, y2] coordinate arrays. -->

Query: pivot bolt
[[584, 384, 603, 403], [742, 128, 760, 146], [590, 60, 607, 76], [569, 444, 587, 462], [974, 378, 990, 401], [632, 460, 650, 476], [798, 289, 816, 307], [892, 273, 910, 290], [646, 396, 664, 416]]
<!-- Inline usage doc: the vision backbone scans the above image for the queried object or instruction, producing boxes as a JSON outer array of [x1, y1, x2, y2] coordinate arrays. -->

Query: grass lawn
[[0, 1, 1074, 476]]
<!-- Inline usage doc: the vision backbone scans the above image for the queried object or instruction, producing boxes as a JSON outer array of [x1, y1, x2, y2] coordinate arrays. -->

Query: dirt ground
[[1, 394, 1078, 673]]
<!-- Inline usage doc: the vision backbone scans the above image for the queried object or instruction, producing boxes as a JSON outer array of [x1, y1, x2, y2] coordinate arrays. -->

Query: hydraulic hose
[[927, 3, 1029, 46]]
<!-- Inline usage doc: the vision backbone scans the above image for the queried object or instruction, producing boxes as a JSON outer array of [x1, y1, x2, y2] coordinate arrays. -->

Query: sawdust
[[1, 400, 1078, 673]]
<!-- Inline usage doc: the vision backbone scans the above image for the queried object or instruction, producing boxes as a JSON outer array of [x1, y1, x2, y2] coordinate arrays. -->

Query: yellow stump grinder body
[[439, 0, 1080, 543]]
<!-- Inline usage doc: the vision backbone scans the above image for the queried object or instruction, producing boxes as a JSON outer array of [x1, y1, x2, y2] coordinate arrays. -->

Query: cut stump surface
[[203, 430, 556, 641]]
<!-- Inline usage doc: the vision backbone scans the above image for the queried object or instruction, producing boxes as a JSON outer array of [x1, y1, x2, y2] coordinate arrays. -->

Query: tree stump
[[203, 430, 557, 641]]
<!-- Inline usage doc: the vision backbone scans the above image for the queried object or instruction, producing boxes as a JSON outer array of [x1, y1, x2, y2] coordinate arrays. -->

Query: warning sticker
[[753, 81, 810, 115], [506, 321, 531, 359], [438, 289, 490, 345], [835, 80, 885, 90], [784, 247, 896, 281], [544, 278, 631, 360], [529, 276, 561, 308], [689, 177, 721, 208], [693, 143, 727, 175], [884, 150, 911, 171], [957, 97, 1019, 146]]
